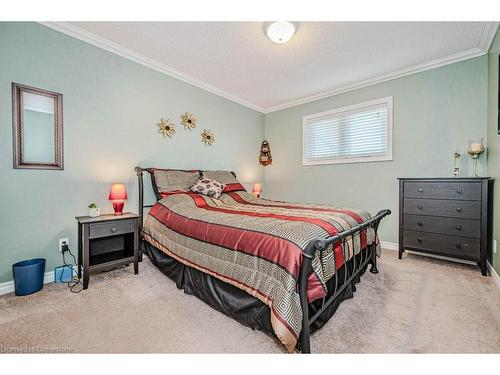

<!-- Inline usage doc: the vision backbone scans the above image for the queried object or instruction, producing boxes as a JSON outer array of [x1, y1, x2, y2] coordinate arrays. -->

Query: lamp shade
[[265, 22, 298, 44], [253, 183, 262, 194], [108, 183, 128, 200]]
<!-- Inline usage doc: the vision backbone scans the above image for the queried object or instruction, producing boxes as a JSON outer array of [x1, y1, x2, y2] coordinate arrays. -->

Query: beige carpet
[[0, 250, 499, 353]]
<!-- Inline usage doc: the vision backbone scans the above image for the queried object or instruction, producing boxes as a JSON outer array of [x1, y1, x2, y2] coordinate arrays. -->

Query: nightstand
[[75, 212, 141, 289]]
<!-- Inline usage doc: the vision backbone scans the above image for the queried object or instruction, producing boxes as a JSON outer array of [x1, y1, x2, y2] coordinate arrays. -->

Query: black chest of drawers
[[398, 178, 494, 276]]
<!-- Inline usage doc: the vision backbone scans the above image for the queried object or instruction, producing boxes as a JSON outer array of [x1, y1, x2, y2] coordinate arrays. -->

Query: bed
[[135, 167, 390, 353]]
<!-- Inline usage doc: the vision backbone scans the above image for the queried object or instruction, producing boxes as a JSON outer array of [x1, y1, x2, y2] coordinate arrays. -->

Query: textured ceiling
[[62, 22, 496, 112]]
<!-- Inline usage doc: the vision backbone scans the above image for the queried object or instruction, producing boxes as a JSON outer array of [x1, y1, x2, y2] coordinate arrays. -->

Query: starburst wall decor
[[157, 118, 176, 138], [181, 112, 197, 130], [201, 129, 215, 145]]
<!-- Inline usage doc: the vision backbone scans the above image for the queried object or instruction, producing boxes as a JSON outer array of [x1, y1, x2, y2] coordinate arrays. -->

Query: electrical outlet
[[493, 239, 497, 254], [58, 238, 69, 252]]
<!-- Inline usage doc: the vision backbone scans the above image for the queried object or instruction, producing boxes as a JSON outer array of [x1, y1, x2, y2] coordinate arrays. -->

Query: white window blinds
[[303, 97, 393, 165]]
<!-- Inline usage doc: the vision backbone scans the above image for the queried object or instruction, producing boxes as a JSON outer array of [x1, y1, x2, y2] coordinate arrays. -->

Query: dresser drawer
[[404, 181, 481, 200], [403, 230, 480, 260], [89, 219, 135, 239], [403, 215, 480, 238], [403, 198, 481, 219]]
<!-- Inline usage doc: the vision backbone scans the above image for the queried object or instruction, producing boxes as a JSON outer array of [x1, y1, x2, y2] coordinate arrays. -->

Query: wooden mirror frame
[[12, 83, 64, 170]]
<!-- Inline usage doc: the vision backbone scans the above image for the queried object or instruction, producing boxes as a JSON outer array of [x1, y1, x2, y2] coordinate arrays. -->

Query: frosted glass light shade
[[265, 22, 297, 44]]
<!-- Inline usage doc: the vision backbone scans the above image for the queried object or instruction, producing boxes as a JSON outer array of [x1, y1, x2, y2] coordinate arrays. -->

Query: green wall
[[487, 29, 500, 274], [0, 22, 496, 284], [264, 57, 488, 244], [0, 23, 264, 283]]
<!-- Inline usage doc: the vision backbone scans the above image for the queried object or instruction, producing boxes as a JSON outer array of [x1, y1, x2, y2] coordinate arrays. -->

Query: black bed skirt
[[144, 241, 370, 348]]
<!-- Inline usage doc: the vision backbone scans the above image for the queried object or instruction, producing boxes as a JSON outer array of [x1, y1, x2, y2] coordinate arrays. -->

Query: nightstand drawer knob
[[456, 207, 462, 212], [417, 238, 423, 242], [111, 227, 117, 233], [418, 188, 423, 193], [456, 225, 462, 231], [457, 189, 463, 194], [417, 221, 423, 226], [455, 244, 462, 249], [417, 205, 423, 210]]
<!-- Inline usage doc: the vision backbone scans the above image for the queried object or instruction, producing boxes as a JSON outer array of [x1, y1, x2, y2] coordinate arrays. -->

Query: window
[[303, 97, 393, 165]]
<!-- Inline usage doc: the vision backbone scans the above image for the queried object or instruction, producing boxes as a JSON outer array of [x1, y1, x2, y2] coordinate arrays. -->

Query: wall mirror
[[12, 83, 63, 169]]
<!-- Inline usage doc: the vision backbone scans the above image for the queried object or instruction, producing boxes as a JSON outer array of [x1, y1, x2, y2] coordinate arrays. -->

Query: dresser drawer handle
[[111, 227, 117, 233], [456, 189, 463, 194], [417, 238, 423, 242], [455, 244, 462, 249], [456, 225, 462, 231], [417, 221, 423, 226], [417, 205, 423, 210], [456, 207, 462, 212], [418, 188, 423, 193]]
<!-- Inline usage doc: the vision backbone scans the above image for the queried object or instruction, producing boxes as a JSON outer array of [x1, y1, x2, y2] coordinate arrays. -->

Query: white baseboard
[[488, 262, 500, 291], [0, 267, 76, 296], [0, 280, 16, 295], [381, 241, 399, 251]]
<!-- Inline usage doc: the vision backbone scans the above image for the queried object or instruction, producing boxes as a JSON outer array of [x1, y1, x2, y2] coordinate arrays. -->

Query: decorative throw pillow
[[190, 178, 226, 199], [151, 169, 201, 198], [201, 170, 246, 192]]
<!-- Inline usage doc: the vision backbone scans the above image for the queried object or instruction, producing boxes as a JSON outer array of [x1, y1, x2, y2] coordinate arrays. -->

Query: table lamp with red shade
[[108, 183, 128, 215]]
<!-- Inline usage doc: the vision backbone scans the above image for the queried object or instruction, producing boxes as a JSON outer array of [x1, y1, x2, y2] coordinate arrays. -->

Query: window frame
[[302, 96, 393, 166]]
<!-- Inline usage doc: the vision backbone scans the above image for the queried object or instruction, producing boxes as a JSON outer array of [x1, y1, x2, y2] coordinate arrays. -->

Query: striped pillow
[[201, 170, 246, 192], [151, 169, 201, 198]]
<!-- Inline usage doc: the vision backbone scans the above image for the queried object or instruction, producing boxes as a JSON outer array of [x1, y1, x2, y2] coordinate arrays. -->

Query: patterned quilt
[[143, 190, 377, 352]]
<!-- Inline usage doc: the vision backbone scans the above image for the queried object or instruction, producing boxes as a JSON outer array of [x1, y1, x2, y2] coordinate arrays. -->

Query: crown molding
[[39, 22, 497, 115], [264, 22, 498, 113], [263, 47, 486, 113], [479, 22, 499, 52], [38, 22, 265, 113]]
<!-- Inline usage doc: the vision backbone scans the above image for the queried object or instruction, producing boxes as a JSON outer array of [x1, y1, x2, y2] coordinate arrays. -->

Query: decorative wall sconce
[[259, 140, 272, 166]]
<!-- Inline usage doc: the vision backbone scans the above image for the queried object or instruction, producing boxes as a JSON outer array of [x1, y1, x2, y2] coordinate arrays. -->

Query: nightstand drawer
[[403, 215, 480, 238], [404, 181, 481, 200], [89, 220, 135, 239], [403, 230, 480, 260], [403, 198, 481, 219]]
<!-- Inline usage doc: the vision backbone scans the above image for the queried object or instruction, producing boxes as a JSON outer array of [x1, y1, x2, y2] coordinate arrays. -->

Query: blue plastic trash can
[[12, 258, 46, 296]]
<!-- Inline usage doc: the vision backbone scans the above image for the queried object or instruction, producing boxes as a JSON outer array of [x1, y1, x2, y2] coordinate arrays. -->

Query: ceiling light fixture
[[264, 21, 298, 44]]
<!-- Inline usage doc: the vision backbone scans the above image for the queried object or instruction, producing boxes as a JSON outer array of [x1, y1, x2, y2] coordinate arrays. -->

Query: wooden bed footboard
[[135, 166, 391, 353]]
